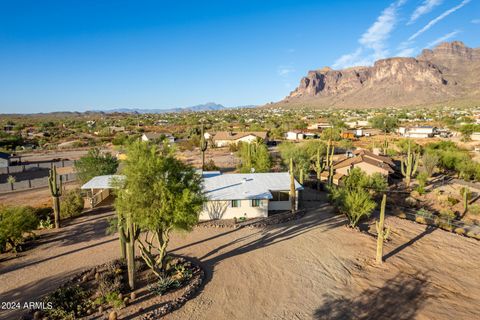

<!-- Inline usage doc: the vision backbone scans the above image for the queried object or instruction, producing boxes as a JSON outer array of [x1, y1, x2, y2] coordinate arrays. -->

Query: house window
[[231, 200, 240, 208], [271, 191, 290, 201], [251, 199, 261, 207]]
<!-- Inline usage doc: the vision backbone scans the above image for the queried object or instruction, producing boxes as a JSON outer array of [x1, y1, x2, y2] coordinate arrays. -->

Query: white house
[[201, 172, 303, 220], [398, 126, 437, 138], [141, 132, 175, 144], [285, 130, 305, 140], [212, 131, 268, 147], [81, 171, 303, 218]]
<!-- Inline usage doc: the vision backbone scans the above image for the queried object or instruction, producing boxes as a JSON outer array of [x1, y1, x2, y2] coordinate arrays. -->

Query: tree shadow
[[383, 225, 436, 261], [314, 272, 431, 320]]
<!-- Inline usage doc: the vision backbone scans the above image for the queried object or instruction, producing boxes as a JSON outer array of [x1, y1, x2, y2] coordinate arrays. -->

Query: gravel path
[[0, 205, 479, 319]]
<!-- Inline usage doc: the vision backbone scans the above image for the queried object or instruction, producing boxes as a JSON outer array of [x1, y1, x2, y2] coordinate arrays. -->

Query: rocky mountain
[[94, 102, 227, 114], [280, 41, 480, 108]]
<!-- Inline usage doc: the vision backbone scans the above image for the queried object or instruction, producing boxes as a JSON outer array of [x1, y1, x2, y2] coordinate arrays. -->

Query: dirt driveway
[[0, 204, 479, 319]]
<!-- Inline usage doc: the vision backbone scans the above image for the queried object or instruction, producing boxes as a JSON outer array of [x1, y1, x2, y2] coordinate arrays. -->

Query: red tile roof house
[[212, 131, 268, 147], [321, 149, 395, 185]]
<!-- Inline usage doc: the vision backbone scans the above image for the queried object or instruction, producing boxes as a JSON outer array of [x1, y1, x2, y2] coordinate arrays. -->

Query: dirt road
[[0, 205, 479, 319]]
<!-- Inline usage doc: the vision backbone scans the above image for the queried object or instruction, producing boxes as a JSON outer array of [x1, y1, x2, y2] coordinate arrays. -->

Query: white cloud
[[333, 0, 406, 69], [408, 0, 443, 25], [472, 19, 480, 24], [408, 0, 471, 41], [426, 30, 461, 47], [277, 66, 295, 77]]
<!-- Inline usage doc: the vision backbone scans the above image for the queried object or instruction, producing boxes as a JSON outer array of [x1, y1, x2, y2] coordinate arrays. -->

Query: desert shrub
[[204, 159, 219, 171], [440, 208, 456, 220], [415, 216, 426, 224], [329, 187, 376, 227], [416, 208, 431, 217], [105, 291, 124, 309], [468, 204, 480, 215], [228, 143, 239, 152], [446, 197, 459, 206], [43, 285, 94, 320], [38, 216, 54, 230], [148, 274, 180, 296], [415, 172, 429, 195], [454, 228, 466, 235], [61, 189, 84, 218], [0, 206, 38, 253], [96, 262, 125, 297]]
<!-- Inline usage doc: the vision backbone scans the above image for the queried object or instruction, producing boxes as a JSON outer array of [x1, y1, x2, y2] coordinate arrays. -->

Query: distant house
[[212, 131, 268, 147], [322, 149, 395, 185], [141, 132, 175, 144], [0, 152, 10, 168], [471, 132, 480, 141], [285, 130, 305, 141], [345, 120, 370, 129], [201, 172, 303, 220], [398, 126, 437, 138], [307, 122, 332, 130]]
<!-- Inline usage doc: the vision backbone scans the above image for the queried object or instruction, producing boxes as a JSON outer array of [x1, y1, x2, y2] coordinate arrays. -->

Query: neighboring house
[[0, 152, 10, 168], [307, 122, 332, 130], [285, 130, 305, 140], [322, 149, 395, 185], [201, 172, 303, 220], [212, 131, 268, 147], [81, 171, 303, 218], [345, 120, 369, 129], [471, 132, 480, 141], [141, 132, 175, 144], [341, 131, 356, 140], [398, 126, 437, 138]]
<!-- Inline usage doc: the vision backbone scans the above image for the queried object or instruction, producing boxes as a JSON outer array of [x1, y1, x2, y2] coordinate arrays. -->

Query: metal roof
[[203, 172, 303, 200], [81, 172, 303, 201], [81, 175, 125, 189]]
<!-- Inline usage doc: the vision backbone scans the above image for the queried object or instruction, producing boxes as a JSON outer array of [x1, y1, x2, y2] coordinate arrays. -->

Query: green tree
[[61, 189, 84, 218], [74, 148, 119, 184], [0, 206, 38, 253], [115, 141, 205, 284], [238, 141, 271, 173]]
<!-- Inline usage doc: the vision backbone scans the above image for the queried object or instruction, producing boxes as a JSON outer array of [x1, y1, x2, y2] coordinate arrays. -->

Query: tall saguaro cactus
[[48, 165, 62, 229], [200, 126, 208, 171], [118, 214, 140, 290], [401, 140, 419, 188], [376, 194, 390, 264], [314, 148, 326, 189], [326, 142, 335, 186], [289, 158, 296, 213], [462, 187, 470, 213]]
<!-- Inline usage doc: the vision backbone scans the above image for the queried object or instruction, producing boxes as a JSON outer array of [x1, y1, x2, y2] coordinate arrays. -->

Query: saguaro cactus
[[289, 158, 296, 213], [314, 148, 326, 189], [299, 168, 304, 185], [401, 140, 419, 188], [48, 165, 62, 229], [462, 187, 470, 213], [376, 194, 390, 264], [326, 142, 335, 186], [200, 126, 208, 171], [119, 214, 139, 290]]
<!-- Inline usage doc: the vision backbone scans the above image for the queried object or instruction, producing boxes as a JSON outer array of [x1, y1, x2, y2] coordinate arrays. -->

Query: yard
[[0, 202, 479, 319]]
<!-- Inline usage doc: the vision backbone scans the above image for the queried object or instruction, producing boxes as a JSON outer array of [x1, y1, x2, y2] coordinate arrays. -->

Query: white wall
[[199, 199, 268, 220]]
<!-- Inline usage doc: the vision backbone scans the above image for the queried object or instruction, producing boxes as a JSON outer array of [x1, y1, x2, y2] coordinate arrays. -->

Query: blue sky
[[0, 0, 479, 113]]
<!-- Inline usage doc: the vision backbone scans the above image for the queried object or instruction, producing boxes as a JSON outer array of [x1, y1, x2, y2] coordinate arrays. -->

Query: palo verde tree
[[48, 166, 62, 229], [376, 194, 390, 264], [74, 148, 119, 184], [115, 141, 205, 284], [401, 140, 419, 188]]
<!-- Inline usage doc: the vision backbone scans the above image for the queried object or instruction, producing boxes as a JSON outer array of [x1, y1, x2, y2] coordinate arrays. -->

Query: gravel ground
[[0, 204, 479, 320]]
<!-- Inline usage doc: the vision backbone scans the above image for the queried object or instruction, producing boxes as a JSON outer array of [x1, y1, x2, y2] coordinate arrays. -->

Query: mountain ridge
[[276, 41, 480, 109]]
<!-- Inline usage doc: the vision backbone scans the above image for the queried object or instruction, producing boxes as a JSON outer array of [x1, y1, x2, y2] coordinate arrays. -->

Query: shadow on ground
[[314, 272, 431, 320]]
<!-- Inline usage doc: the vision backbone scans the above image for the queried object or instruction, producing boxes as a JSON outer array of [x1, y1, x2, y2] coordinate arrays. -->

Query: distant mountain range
[[92, 102, 228, 114], [274, 41, 480, 109]]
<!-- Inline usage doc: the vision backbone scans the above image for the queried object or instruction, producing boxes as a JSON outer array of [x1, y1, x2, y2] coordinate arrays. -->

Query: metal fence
[[0, 173, 77, 193], [0, 160, 75, 175]]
